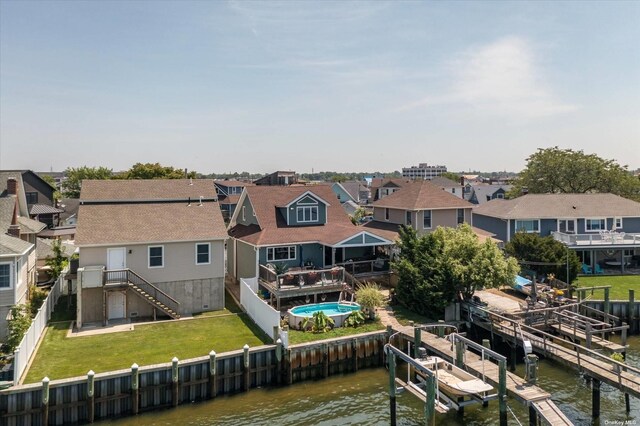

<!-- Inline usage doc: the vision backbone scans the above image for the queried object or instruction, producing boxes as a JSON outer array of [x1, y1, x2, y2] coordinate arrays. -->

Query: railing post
[[425, 372, 436, 426], [41, 377, 50, 426], [209, 351, 217, 397], [499, 359, 507, 426], [388, 350, 396, 426], [131, 363, 139, 415], [87, 370, 95, 423], [171, 357, 179, 407], [455, 339, 464, 368], [414, 327, 422, 359], [243, 344, 250, 391]]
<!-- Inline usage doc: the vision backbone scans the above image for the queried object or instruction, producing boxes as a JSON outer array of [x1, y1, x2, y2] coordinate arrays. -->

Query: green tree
[[45, 239, 69, 280], [393, 224, 519, 317], [350, 207, 366, 225], [504, 232, 581, 284], [4, 305, 32, 352], [441, 172, 462, 183], [61, 166, 113, 198], [117, 163, 196, 180], [509, 147, 640, 200]]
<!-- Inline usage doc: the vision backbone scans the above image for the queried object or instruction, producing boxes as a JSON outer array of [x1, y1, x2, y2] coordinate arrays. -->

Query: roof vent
[[199, 196, 203, 206], [189, 178, 193, 186], [187, 197, 191, 207]]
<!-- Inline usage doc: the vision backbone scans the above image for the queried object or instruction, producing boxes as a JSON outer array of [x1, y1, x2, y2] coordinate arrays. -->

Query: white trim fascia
[[78, 237, 227, 248], [332, 231, 394, 247], [228, 189, 248, 228], [584, 217, 608, 233], [195, 242, 211, 265], [374, 204, 470, 211], [283, 191, 331, 208]]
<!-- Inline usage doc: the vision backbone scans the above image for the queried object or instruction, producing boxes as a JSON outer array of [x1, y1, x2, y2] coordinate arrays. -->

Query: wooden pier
[[391, 324, 573, 426]]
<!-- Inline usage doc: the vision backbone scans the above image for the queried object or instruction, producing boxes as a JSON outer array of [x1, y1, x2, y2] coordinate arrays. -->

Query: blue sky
[[1, 1, 638, 174]]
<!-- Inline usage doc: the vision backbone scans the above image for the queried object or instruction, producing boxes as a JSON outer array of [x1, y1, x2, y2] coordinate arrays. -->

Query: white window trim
[[557, 219, 577, 233], [515, 219, 540, 233], [195, 243, 211, 265], [16, 258, 23, 287], [423, 210, 432, 230], [296, 206, 319, 223], [406, 211, 412, 226], [148, 245, 165, 269], [267, 246, 296, 262], [0, 262, 12, 290], [585, 218, 607, 233], [614, 217, 623, 230]]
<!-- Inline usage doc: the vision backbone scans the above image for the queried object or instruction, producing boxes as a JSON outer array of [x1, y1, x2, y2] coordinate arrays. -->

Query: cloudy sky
[[1, 1, 638, 174]]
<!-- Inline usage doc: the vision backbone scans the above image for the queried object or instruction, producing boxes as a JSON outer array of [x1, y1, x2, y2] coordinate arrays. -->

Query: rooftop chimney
[[7, 201, 20, 239], [7, 177, 17, 195], [460, 176, 465, 186]]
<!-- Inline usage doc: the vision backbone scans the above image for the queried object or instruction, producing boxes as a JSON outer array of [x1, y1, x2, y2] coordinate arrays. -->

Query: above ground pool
[[288, 302, 361, 328]]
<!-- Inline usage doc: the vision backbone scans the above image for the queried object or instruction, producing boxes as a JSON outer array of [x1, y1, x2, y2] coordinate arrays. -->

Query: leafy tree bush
[[45, 239, 69, 280], [29, 286, 49, 317], [355, 282, 385, 319], [301, 311, 335, 333], [115, 162, 196, 180], [4, 305, 32, 352], [504, 232, 581, 284], [61, 166, 113, 198], [393, 224, 519, 317]]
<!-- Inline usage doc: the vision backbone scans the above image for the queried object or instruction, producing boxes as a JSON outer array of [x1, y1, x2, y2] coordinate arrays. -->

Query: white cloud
[[398, 36, 578, 119]]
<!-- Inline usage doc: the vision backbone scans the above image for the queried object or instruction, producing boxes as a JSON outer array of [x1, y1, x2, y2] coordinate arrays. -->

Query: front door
[[107, 247, 126, 270], [108, 291, 126, 319]]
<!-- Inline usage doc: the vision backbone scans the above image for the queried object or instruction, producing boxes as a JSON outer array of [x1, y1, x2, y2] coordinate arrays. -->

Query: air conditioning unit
[[523, 340, 533, 355]]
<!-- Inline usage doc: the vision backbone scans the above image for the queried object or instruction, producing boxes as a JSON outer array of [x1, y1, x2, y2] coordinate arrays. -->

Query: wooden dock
[[394, 325, 573, 426], [548, 323, 626, 352]]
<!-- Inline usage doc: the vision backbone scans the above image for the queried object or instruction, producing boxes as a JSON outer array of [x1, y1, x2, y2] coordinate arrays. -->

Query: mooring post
[[386, 324, 393, 347], [286, 348, 293, 385], [171, 357, 179, 407], [243, 344, 250, 391], [388, 350, 397, 426], [275, 340, 283, 384], [437, 320, 444, 338], [482, 338, 491, 349], [414, 327, 422, 358], [525, 354, 538, 384], [498, 360, 507, 426], [209, 350, 217, 397], [41, 377, 49, 426], [592, 378, 601, 421], [131, 363, 139, 415], [425, 373, 436, 426], [625, 393, 631, 413], [528, 405, 537, 426], [629, 290, 635, 334], [455, 339, 464, 368], [352, 338, 358, 372], [322, 342, 329, 378], [87, 370, 95, 423]]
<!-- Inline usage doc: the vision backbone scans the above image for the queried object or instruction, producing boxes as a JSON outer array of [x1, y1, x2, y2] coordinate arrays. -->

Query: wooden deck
[[548, 323, 627, 352]]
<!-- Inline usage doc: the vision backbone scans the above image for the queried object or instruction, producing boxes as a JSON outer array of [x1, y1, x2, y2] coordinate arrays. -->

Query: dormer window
[[297, 206, 318, 223]]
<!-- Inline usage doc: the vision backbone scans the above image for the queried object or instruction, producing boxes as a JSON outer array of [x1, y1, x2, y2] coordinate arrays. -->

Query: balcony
[[552, 231, 640, 247], [335, 258, 391, 276]]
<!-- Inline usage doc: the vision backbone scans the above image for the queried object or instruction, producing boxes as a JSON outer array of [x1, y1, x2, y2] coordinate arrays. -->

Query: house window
[[26, 192, 38, 204], [385, 208, 390, 221], [496, 193, 505, 199], [0, 263, 11, 288], [452, 188, 456, 194], [297, 206, 318, 223], [423, 210, 432, 229], [457, 209, 465, 224], [515, 220, 540, 233], [196, 243, 210, 265], [585, 219, 606, 232], [267, 246, 296, 262], [148, 246, 164, 268], [614, 217, 623, 230], [406, 211, 412, 226], [242, 206, 246, 221]]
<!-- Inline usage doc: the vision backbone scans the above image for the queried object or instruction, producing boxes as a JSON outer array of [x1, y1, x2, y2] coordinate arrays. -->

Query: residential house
[[472, 193, 640, 273], [214, 180, 254, 221], [75, 179, 227, 327], [370, 178, 412, 202], [466, 184, 512, 205], [363, 180, 474, 239], [339, 181, 371, 205], [0, 174, 44, 338], [429, 176, 464, 199], [226, 185, 395, 309], [2, 170, 62, 227], [330, 182, 362, 216], [254, 171, 298, 186]]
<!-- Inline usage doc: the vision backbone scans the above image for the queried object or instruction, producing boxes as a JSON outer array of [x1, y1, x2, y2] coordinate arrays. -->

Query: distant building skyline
[[1, 2, 639, 172], [402, 163, 448, 180]]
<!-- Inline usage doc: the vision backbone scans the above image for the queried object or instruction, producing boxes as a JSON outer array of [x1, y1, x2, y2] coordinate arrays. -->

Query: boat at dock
[[418, 356, 494, 398]]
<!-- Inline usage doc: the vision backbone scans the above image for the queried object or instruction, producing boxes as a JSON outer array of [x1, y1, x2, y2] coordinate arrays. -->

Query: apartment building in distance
[[401, 163, 447, 180]]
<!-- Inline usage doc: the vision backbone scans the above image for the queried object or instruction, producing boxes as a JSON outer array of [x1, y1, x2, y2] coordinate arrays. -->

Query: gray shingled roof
[[36, 237, 76, 260], [373, 181, 473, 210], [473, 193, 640, 219], [0, 234, 33, 256], [470, 185, 512, 205], [80, 179, 216, 201]]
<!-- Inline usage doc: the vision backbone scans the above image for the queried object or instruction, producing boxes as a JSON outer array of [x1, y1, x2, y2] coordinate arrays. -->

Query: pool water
[[290, 302, 361, 317]]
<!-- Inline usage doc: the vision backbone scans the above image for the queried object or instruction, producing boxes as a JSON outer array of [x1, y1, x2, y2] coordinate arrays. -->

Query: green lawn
[[287, 320, 386, 345], [25, 303, 269, 383], [575, 275, 640, 300], [388, 303, 437, 326]]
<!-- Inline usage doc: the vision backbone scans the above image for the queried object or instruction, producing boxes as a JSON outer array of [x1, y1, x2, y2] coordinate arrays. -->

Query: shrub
[[356, 282, 385, 319], [29, 286, 49, 317], [4, 305, 31, 352], [301, 311, 335, 333], [343, 310, 366, 327]]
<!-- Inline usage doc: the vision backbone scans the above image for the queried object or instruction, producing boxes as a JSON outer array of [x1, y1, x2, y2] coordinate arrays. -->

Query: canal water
[[101, 336, 639, 426]]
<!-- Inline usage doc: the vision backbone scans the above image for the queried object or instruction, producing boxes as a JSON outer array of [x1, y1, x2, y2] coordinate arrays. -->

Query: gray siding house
[[472, 193, 640, 274], [75, 179, 227, 327]]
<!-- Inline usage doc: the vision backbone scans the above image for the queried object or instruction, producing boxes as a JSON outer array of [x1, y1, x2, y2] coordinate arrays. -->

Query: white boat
[[418, 356, 493, 397]]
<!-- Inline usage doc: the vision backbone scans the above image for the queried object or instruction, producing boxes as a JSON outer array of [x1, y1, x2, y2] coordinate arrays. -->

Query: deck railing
[[335, 258, 390, 276], [258, 265, 346, 289], [552, 231, 640, 246]]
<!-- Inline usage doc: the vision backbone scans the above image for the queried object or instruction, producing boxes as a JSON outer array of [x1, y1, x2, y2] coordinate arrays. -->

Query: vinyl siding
[[236, 240, 257, 279], [472, 214, 508, 242]]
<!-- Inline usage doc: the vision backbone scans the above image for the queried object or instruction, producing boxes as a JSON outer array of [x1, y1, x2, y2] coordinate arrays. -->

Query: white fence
[[12, 275, 63, 385], [240, 277, 280, 343]]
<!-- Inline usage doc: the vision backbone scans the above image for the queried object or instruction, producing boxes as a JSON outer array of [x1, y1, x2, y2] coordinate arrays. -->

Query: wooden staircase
[[105, 269, 181, 319]]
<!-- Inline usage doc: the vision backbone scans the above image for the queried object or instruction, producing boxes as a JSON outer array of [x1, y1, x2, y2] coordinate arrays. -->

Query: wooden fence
[[1, 330, 387, 425]]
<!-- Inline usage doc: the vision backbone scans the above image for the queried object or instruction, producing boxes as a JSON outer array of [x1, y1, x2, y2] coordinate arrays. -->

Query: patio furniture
[[605, 261, 622, 267], [581, 264, 593, 274], [594, 264, 604, 274]]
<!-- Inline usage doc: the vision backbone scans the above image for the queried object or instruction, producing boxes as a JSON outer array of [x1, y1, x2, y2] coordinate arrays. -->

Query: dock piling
[[131, 363, 139, 415], [41, 377, 49, 426], [592, 378, 601, 421], [171, 357, 179, 407], [388, 350, 397, 426], [209, 351, 217, 397], [498, 359, 507, 426], [243, 344, 250, 391], [414, 328, 422, 358], [87, 370, 95, 423]]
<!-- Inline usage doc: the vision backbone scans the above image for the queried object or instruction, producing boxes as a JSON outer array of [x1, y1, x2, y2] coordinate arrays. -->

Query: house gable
[[334, 231, 393, 247], [281, 191, 329, 226]]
